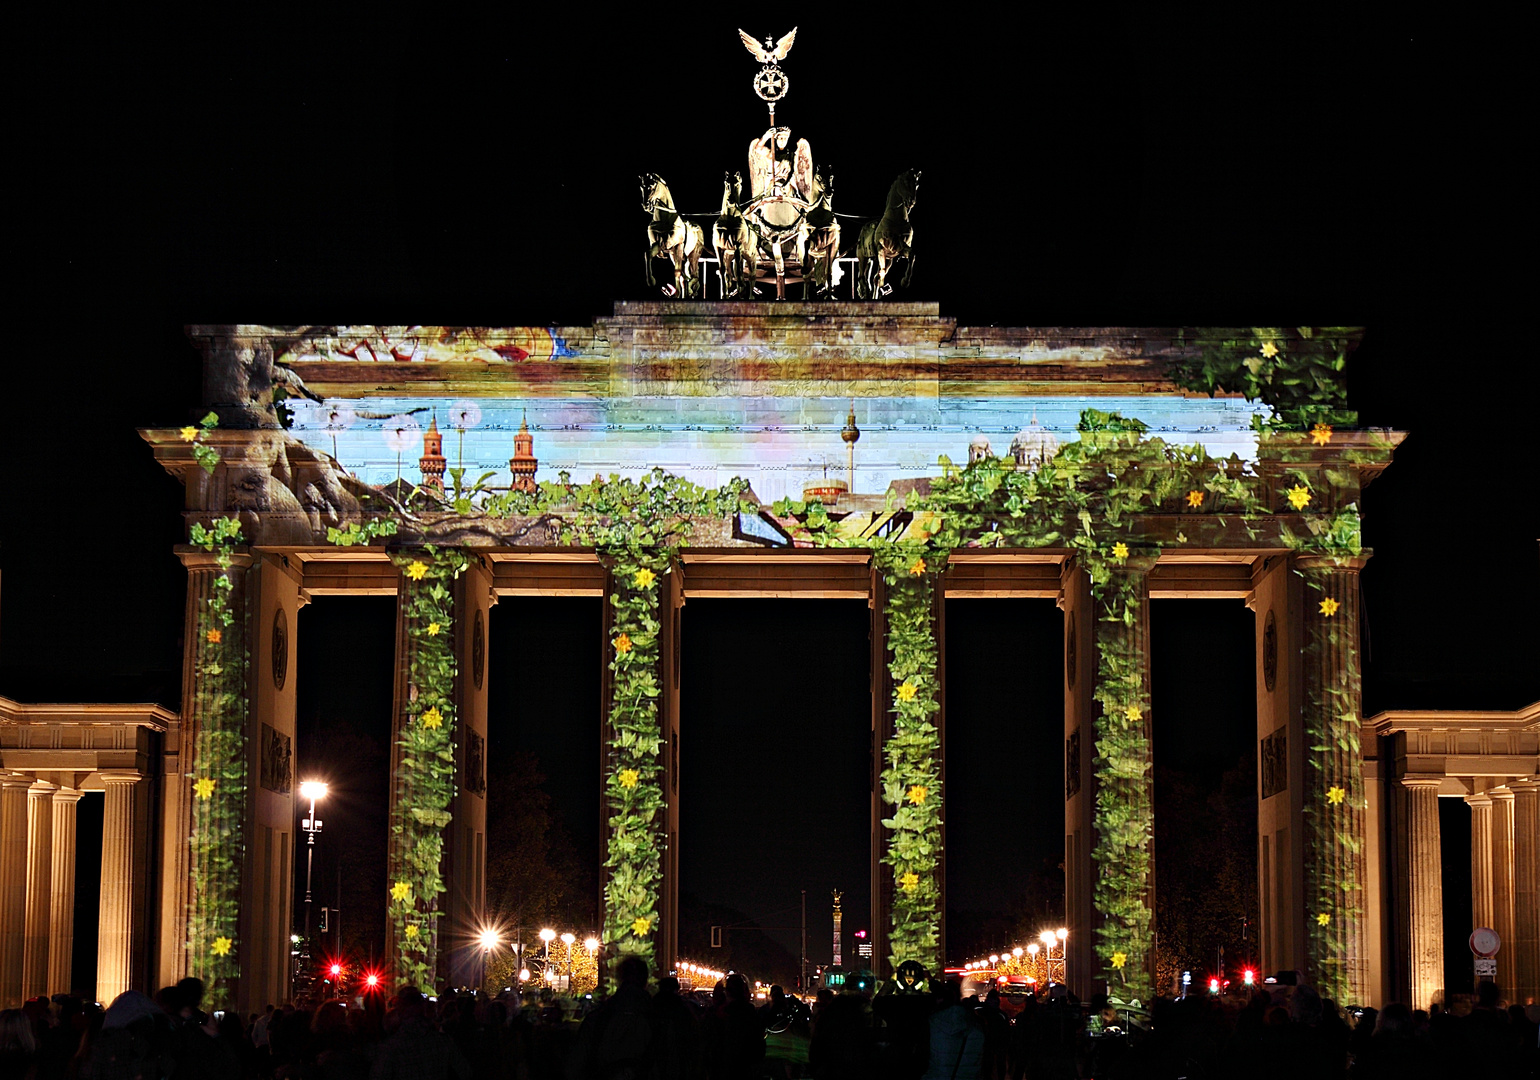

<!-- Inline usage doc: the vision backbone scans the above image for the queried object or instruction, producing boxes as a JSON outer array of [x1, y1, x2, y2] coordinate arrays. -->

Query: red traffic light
[[1208, 977, 1220, 994], [330, 964, 343, 976], [1243, 969, 1255, 986], [365, 971, 381, 989]]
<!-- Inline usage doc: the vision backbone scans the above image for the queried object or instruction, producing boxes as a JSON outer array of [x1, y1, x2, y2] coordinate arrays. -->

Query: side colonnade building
[[0, 307, 1534, 1013]]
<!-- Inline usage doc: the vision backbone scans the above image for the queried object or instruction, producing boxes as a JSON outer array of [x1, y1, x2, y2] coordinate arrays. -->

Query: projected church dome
[[1009, 420, 1058, 470]]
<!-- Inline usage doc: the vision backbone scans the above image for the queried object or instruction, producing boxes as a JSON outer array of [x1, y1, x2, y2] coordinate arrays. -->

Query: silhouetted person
[[650, 976, 704, 1080], [920, 981, 982, 1080], [710, 975, 764, 1080], [371, 987, 470, 1080], [571, 957, 653, 1080]]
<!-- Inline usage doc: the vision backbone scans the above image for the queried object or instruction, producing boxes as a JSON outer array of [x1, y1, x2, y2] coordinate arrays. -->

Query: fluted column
[[22, 781, 56, 998], [1511, 780, 1540, 1005], [1403, 778, 1444, 1009], [1491, 788, 1516, 989], [0, 775, 30, 1007], [48, 789, 82, 995], [1466, 793, 1494, 931], [1294, 554, 1371, 1006], [96, 772, 140, 1006]]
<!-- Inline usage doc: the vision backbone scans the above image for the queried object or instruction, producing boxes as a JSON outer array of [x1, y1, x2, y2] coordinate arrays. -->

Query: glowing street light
[[479, 928, 502, 952], [299, 780, 330, 965]]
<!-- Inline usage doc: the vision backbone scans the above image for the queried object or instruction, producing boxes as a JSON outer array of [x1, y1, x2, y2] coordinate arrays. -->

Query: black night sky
[[5, 10, 1535, 983]]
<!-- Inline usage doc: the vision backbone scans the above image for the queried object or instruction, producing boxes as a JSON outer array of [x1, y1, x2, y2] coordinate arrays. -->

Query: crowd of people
[[0, 964, 1535, 1080]]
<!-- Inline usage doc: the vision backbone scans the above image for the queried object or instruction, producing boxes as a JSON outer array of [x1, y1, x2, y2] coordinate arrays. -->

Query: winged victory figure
[[738, 27, 797, 63]]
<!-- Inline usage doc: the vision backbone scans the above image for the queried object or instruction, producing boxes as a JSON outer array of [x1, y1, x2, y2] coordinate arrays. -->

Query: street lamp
[[539, 927, 556, 981], [299, 780, 329, 964], [1056, 928, 1069, 987]]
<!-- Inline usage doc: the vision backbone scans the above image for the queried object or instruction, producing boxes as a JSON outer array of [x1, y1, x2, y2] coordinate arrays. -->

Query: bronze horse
[[642, 173, 705, 298], [856, 168, 919, 299], [712, 172, 758, 299], [801, 171, 840, 299]]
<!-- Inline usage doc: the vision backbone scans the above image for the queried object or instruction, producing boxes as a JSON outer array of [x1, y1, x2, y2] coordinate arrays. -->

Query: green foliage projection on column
[[388, 545, 469, 987], [1293, 512, 1368, 1004], [187, 513, 246, 996], [873, 547, 945, 973], [489, 469, 747, 974], [1167, 327, 1360, 432]]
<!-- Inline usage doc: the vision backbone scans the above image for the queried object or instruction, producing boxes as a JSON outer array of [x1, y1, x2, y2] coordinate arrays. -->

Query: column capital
[[175, 546, 254, 572], [50, 788, 83, 805], [1466, 791, 1494, 808], [1401, 776, 1446, 790], [0, 773, 33, 790], [1294, 552, 1372, 573], [96, 771, 142, 787], [26, 781, 57, 796], [1491, 786, 1517, 803]]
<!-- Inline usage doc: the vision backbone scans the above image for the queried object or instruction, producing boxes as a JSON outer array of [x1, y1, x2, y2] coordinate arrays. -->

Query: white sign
[[1474, 956, 1497, 978]]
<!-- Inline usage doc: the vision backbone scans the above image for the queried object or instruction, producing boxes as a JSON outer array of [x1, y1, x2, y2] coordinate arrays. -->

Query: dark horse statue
[[642, 172, 705, 298], [856, 168, 919, 299], [712, 172, 758, 299], [801, 170, 840, 299]]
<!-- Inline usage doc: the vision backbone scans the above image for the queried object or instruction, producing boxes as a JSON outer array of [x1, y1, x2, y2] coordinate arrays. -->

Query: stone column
[[22, 780, 57, 998], [1466, 793, 1494, 932], [1294, 554, 1371, 1005], [1511, 780, 1540, 1005], [1491, 788, 1517, 990], [48, 789, 83, 995], [0, 775, 30, 1007], [96, 772, 141, 1006], [1403, 778, 1444, 1009]]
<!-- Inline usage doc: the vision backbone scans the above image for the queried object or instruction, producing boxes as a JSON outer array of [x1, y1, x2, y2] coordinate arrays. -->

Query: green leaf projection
[[388, 546, 469, 987], [875, 548, 945, 973], [186, 513, 246, 997], [1168, 327, 1361, 432]]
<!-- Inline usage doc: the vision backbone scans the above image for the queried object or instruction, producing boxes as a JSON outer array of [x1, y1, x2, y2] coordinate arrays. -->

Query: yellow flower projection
[[1112, 542, 1129, 560], [900, 872, 920, 892], [426, 622, 442, 637], [205, 629, 223, 645], [405, 924, 419, 939], [1326, 786, 1346, 805], [391, 881, 413, 902], [1286, 485, 1312, 511], [909, 558, 926, 577], [614, 633, 633, 655], [1186, 490, 1204, 508], [633, 568, 657, 589], [194, 778, 216, 800], [618, 769, 640, 789], [1310, 423, 1333, 446], [896, 680, 918, 702], [405, 561, 428, 581], [179, 426, 199, 442], [1124, 704, 1143, 722], [1110, 951, 1127, 969], [907, 785, 928, 805], [632, 917, 651, 936], [1260, 341, 1279, 359], [1318, 597, 1340, 617], [420, 707, 443, 730], [1316, 913, 1331, 927], [211, 936, 233, 957]]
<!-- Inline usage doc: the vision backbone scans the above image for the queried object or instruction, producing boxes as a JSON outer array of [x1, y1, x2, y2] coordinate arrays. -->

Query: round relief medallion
[[1065, 610, 1077, 689], [472, 608, 485, 690], [1263, 608, 1278, 693], [272, 607, 289, 691]]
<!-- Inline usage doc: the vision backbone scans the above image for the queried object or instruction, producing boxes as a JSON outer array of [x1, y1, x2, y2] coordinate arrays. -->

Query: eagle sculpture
[[738, 27, 797, 63]]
